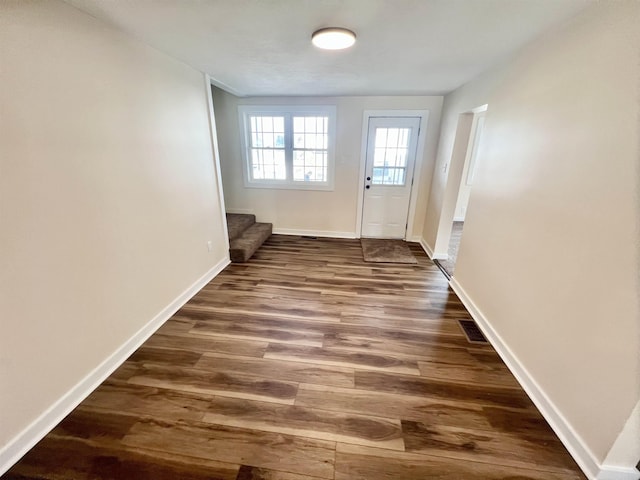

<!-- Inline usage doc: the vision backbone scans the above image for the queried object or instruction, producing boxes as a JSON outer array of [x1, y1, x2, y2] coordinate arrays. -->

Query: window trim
[[238, 105, 336, 191]]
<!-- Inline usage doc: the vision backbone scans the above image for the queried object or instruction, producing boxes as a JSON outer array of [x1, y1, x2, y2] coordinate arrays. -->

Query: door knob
[[366, 176, 371, 181], [365, 185, 370, 189]]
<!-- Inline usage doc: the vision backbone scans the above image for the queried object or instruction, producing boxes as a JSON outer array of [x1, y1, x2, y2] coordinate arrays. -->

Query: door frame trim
[[356, 110, 430, 239]]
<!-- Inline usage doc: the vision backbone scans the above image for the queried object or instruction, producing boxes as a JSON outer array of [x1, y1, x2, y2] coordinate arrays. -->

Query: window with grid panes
[[238, 105, 336, 190]]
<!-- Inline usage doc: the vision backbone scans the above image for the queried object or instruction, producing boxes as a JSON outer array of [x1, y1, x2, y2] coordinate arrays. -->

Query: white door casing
[[361, 116, 421, 238]]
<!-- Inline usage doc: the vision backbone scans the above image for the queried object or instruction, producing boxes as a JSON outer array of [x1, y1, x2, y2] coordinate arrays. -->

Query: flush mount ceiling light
[[311, 28, 356, 50]]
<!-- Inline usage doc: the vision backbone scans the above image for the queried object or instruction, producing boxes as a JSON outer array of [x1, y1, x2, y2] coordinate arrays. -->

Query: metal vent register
[[458, 319, 488, 344]]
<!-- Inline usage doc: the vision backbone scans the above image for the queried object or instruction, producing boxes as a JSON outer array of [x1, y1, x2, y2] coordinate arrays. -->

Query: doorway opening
[[434, 221, 464, 279], [433, 106, 486, 279]]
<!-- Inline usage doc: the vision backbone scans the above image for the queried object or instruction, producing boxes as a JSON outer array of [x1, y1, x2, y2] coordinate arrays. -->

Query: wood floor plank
[[122, 419, 336, 479], [417, 358, 521, 387], [480, 405, 557, 436], [180, 303, 343, 324], [2, 437, 96, 480], [178, 309, 471, 357], [322, 328, 476, 356], [123, 363, 299, 404], [186, 287, 329, 307], [200, 396, 404, 450], [183, 301, 342, 323], [179, 306, 463, 337], [143, 332, 268, 357], [235, 465, 326, 480], [393, 343, 505, 367], [189, 319, 326, 347], [317, 341, 501, 368], [338, 313, 465, 334], [401, 419, 580, 474], [383, 303, 471, 320], [334, 443, 584, 480], [264, 343, 421, 375], [125, 345, 203, 368], [330, 323, 469, 348], [295, 384, 560, 443], [153, 317, 197, 335], [3, 436, 240, 480], [44, 408, 139, 445], [187, 292, 343, 320], [82, 381, 209, 422], [196, 352, 355, 388], [296, 383, 495, 430], [355, 370, 532, 408]]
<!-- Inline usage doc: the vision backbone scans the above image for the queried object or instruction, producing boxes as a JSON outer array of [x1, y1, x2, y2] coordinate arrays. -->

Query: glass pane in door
[[372, 127, 410, 185]]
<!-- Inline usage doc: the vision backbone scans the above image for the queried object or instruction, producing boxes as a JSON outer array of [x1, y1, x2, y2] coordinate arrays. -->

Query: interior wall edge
[[418, 238, 434, 259], [600, 400, 640, 479], [418, 238, 448, 261], [0, 256, 230, 476], [205, 74, 230, 250], [448, 277, 638, 480]]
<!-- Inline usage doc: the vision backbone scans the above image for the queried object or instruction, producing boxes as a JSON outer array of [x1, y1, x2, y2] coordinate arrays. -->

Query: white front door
[[361, 117, 421, 238]]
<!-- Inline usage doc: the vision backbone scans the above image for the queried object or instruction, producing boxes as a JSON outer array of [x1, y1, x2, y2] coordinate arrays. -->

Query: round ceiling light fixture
[[311, 27, 356, 50]]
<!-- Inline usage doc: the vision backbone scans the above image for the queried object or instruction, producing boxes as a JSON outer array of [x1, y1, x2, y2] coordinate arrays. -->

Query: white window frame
[[238, 105, 336, 191]]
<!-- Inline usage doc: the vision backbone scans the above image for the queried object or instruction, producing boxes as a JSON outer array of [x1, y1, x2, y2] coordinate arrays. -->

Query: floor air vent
[[458, 319, 488, 344]]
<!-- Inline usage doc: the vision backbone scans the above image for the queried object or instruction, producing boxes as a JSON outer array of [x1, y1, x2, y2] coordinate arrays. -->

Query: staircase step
[[226, 213, 256, 241], [229, 222, 272, 263]]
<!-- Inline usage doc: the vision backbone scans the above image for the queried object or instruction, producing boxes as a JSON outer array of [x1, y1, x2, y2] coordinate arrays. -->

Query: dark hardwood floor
[[3, 235, 585, 480]]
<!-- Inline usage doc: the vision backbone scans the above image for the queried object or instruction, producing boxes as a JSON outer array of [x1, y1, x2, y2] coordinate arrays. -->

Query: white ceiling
[[64, 0, 591, 97]]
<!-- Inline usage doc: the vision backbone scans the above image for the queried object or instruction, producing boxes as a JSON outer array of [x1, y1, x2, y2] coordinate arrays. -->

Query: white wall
[[0, 0, 228, 466], [424, 1, 639, 476], [453, 175, 472, 221], [213, 88, 443, 239]]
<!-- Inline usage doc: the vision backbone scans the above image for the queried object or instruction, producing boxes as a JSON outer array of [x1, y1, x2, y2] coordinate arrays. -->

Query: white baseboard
[[603, 400, 640, 475], [225, 208, 254, 215], [448, 278, 639, 480], [419, 238, 434, 258], [0, 256, 230, 476], [419, 238, 448, 260], [273, 228, 357, 239], [597, 467, 640, 480]]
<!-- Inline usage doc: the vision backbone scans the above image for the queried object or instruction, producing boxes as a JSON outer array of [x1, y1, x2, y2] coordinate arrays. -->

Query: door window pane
[[371, 127, 411, 185]]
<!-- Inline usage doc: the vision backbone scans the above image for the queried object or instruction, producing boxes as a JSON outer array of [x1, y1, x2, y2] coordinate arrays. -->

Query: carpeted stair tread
[[226, 213, 256, 241], [229, 222, 272, 263]]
